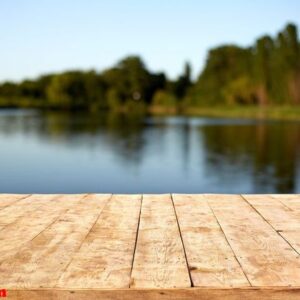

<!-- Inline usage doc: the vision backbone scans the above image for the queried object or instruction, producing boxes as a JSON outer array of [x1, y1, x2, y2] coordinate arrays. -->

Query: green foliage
[[103, 56, 166, 106], [0, 23, 299, 110], [171, 62, 192, 99], [223, 76, 257, 105], [152, 90, 177, 107], [190, 23, 300, 106], [106, 88, 122, 110], [46, 71, 106, 110], [191, 45, 253, 105]]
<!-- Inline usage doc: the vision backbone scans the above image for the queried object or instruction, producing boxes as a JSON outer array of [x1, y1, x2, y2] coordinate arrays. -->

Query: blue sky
[[0, 0, 299, 82]]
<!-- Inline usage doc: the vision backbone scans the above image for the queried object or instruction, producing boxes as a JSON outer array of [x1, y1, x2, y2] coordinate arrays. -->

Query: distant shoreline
[[1, 104, 300, 121], [149, 105, 300, 121]]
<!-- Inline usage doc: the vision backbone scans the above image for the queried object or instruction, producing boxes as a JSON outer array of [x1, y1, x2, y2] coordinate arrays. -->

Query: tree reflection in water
[[0, 109, 299, 193]]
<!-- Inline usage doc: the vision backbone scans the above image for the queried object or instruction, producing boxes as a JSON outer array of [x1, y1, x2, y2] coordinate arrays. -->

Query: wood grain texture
[[0, 194, 111, 288], [1, 193, 300, 298], [0, 194, 85, 262], [243, 195, 300, 230], [207, 194, 300, 286], [271, 194, 300, 213], [57, 194, 142, 289], [172, 194, 249, 287], [280, 231, 300, 255], [130, 194, 191, 288], [243, 194, 300, 255], [0, 194, 29, 210], [0, 194, 57, 229], [7, 287, 300, 300]]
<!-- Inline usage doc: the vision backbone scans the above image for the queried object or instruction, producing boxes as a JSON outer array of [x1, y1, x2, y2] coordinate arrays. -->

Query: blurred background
[[0, 0, 300, 193]]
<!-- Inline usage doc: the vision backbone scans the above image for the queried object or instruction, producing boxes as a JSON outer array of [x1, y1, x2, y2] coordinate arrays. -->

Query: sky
[[0, 0, 300, 82]]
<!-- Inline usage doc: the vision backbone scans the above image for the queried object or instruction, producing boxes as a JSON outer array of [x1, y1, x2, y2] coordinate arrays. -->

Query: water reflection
[[201, 123, 300, 193], [0, 109, 299, 193]]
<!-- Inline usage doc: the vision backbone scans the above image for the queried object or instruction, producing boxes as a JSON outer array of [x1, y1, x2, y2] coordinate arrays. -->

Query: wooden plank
[[243, 195, 300, 230], [243, 194, 300, 255], [130, 194, 191, 288], [0, 194, 66, 230], [280, 231, 300, 255], [7, 287, 300, 300], [0, 194, 111, 288], [207, 194, 300, 286], [57, 194, 142, 289], [0, 194, 29, 210], [172, 194, 249, 287], [271, 194, 300, 213], [0, 194, 86, 262]]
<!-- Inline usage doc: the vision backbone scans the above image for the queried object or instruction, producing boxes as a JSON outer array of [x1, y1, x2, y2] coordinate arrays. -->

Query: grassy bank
[[1, 102, 300, 121], [149, 105, 300, 121]]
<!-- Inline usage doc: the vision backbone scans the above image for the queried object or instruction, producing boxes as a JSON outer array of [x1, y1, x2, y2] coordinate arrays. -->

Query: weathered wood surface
[[172, 194, 249, 287], [0, 194, 300, 300], [7, 287, 300, 300], [57, 194, 142, 289], [208, 194, 300, 286], [130, 194, 190, 288]]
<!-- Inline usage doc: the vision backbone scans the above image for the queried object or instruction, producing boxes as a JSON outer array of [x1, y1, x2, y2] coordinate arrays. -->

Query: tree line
[[0, 23, 299, 111]]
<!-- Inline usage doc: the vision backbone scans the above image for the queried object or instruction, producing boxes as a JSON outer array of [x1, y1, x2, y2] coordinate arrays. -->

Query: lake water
[[0, 109, 300, 194]]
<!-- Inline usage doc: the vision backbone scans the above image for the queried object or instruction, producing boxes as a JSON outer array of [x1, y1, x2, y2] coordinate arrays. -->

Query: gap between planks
[[242, 194, 300, 255], [129, 195, 143, 287], [206, 194, 300, 286], [206, 198, 252, 286], [170, 194, 194, 287]]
